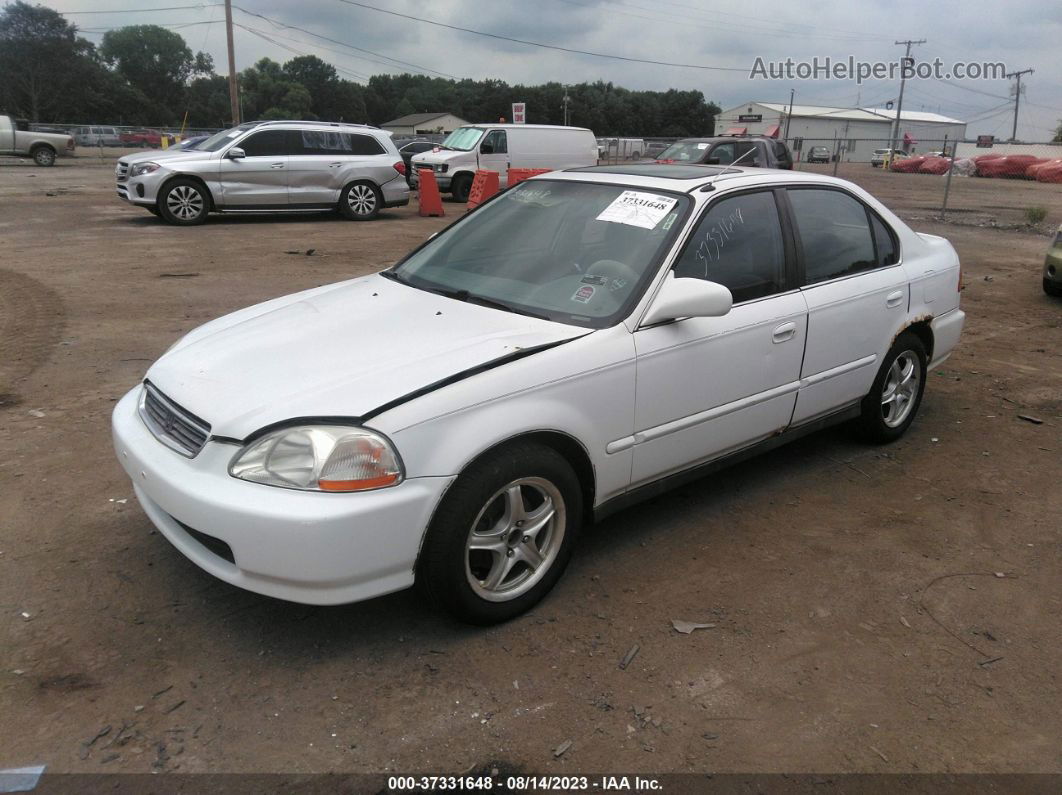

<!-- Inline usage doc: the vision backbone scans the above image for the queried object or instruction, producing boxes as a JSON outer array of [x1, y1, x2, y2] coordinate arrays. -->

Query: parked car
[[598, 137, 646, 160], [806, 146, 832, 164], [112, 163, 965, 624], [73, 125, 122, 147], [120, 128, 165, 148], [398, 139, 438, 184], [643, 140, 670, 159], [871, 148, 908, 167], [410, 124, 598, 202], [656, 136, 794, 169], [114, 120, 409, 225], [1044, 223, 1062, 296], [0, 114, 75, 166]]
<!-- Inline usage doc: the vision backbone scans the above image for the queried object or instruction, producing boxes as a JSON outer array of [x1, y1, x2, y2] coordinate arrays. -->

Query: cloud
[[57, 0, 1062, 138]]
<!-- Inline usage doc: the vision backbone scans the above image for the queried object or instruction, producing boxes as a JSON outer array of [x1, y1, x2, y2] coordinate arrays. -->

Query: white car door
[[478, 129, 510, 186], [630, 189, 808, 487], [785, 187, 909, 425]]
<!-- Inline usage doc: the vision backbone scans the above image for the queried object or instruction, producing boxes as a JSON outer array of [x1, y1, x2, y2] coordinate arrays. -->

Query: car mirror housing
[[641, 273, 733, 326], [226, 147, 246, 159]]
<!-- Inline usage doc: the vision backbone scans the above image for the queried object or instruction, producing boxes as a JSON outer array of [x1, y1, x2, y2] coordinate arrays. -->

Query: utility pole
[[224, 0, 240, 125], [783, 88, 794, 140], [1005, 68, 1033, 142], [562, 86, 571, 126], [890, 38, 925, 152]]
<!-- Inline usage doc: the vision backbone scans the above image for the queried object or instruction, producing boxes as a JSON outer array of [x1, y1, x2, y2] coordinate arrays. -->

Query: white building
[[381, 112, 469, 137], [716, 102, 967, 161]]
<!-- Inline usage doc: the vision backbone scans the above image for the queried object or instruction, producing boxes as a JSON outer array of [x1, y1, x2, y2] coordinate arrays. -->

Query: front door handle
[[772, 322, 797, 343], [328, 162, 342, 168], [886, 289, 905, 308], [270, 162, 285, 169]]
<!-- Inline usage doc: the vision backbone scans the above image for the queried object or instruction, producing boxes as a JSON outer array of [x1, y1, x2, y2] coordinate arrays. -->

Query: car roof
[[550, 164, 863, 194]]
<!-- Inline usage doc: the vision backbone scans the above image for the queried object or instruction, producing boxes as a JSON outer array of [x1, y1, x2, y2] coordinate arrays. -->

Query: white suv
[[115, 120, 410, 225]]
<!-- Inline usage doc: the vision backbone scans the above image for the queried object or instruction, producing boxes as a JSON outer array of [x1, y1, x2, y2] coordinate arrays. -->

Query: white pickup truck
[[0, 114, 76, 166]]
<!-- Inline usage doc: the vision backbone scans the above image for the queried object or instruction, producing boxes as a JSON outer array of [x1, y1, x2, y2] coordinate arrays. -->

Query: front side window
[[391, 180, 690, 328], [788, 188, 877, 284], [239, 130, 290, 157], [481, 130, 507, 154], [672, 190, 786, 303], [441, 127, 484, 151]]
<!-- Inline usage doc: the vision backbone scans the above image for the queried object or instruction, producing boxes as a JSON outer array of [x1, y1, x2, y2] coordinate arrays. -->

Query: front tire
[[339, 181, 381, 220], [856, 332, 927, 443], [450, 173, 472, 203], [158, 179, 209, 225], [417, 442, 583, 625], [31, 146, 56, 167]]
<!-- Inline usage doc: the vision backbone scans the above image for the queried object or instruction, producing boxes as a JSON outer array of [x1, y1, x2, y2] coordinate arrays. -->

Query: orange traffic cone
[[418, 168, 444, 217], [467, 169, 500, 210]]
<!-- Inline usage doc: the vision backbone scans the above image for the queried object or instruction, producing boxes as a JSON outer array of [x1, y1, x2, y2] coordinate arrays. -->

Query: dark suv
[[656, 136, 793, 169]]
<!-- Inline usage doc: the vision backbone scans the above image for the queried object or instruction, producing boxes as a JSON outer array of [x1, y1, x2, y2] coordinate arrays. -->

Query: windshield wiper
[[464, 293, 550, 320]]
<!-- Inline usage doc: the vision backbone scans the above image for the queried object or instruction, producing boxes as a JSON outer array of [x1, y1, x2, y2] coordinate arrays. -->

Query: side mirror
[[641, 273, 732, 326], [226, 147, 246, 159], [480, 143, 494, 155]]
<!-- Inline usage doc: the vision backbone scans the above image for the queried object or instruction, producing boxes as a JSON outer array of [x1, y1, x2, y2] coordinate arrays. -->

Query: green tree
[[240, 58, 313, 120], [100, 24, 212, 124], [0, 1, 101, 121]]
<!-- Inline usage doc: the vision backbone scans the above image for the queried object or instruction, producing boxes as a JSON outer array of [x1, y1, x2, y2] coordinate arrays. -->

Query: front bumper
[[409, 171, 452, 191], [111, 387, 454, 605]]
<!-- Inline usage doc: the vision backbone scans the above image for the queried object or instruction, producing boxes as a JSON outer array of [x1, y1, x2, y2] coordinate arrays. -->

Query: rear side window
[[870, 213, 899, 266], [348, 134, 385, 155], [300, 130, 351, 154], [788, 188, 877, 284], [673, 190, 786, 303], [239, 130, 289, 157]]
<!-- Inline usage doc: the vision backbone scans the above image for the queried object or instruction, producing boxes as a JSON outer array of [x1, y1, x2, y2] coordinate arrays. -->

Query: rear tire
[[157, 179, 210, 226], [450, 174, 472, 203], [31, 146, 56, 167], [856, 332, 927, 443], [339, 181, 381, 220], [1044, 279, 1062, 297], [417, 442, 582, 625]]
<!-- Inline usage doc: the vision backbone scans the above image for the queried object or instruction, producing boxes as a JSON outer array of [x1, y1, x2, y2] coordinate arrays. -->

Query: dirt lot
[[1, 155, 1060, 777]]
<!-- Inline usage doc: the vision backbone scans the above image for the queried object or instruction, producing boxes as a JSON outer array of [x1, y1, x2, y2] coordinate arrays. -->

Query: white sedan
[[112, 164, 965, 624]]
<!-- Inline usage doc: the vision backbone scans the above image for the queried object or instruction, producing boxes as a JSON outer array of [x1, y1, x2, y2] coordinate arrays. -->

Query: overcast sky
[[53, 0, 1062, 140]]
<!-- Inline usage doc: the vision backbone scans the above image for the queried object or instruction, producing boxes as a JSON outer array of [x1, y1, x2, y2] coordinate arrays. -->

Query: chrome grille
[[115, 162, 129, 183], [138, 382, 211, 457]]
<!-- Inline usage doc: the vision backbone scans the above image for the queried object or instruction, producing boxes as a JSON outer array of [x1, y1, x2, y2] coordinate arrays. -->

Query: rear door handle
[[270, 162, 285, 169], [772, 322, 797, 343], [886, 289, 905, 308], [328, 162, 342, 168]]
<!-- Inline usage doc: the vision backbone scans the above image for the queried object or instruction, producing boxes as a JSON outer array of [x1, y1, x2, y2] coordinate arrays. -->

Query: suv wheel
[[31, 146, 56, 167], [158, 179, 209, 226], [340, 181, 381, 221]]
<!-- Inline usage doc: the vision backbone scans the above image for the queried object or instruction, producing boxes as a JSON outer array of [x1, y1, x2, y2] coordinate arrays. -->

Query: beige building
[[381, 112, 469, 137]]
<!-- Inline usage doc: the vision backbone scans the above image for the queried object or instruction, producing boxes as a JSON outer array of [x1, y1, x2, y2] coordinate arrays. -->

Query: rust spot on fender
[[892, 314, 934, 348]]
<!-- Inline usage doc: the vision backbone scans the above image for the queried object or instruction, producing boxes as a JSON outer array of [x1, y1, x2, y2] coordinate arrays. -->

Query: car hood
[[410, 149, 466, 166], [145, 273, 587, 440], [118, 149, 211, 166]]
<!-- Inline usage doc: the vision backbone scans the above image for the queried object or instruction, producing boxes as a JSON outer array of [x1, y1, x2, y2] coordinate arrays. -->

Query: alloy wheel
[[166, 185, 204, 221], [465, 477, 566, 602], [881, 350, 920, 427], [347, 184, 377, 215]]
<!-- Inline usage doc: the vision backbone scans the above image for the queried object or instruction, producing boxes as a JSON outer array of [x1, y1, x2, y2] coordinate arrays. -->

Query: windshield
[[193, 122, 259, 152], [391, 180, 690, 329], [440, 127, 485, 151], [656, 141, 710, 162]]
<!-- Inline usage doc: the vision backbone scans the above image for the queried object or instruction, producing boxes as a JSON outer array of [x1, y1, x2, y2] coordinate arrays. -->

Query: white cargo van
[[410, 124, 598, 202]]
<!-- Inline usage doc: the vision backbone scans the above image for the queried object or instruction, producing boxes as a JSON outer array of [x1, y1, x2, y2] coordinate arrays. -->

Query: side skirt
[[593, 403, 862, 523]]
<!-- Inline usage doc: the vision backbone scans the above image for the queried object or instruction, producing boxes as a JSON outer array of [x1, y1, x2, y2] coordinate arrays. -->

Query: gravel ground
[[1, 156, 1060, 776]]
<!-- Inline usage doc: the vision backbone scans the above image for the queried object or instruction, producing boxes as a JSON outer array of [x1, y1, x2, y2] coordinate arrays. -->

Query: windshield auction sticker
[[596, 191, 678, 229]]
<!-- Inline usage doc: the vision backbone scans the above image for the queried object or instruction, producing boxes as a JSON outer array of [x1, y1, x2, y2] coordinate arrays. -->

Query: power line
[[59, 4, 220, 14], [329, 0, 749, 71]]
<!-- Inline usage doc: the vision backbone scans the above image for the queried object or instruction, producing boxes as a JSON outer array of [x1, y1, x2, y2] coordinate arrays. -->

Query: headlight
[[229, 425, 403, 492], [434, 164, 448, 173], [131, 162, 161, 177]]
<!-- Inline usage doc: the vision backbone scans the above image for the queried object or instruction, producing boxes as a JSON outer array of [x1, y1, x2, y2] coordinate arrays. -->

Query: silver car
[[115, 121, 410, 225]]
